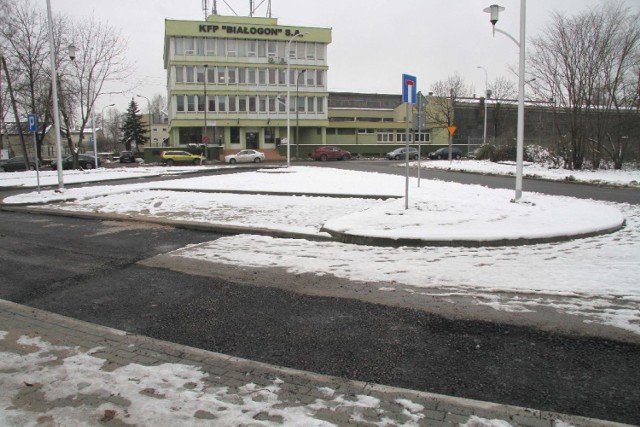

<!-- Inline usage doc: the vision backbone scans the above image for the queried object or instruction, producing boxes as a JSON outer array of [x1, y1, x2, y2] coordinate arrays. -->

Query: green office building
[[164, 14, 331, 156]]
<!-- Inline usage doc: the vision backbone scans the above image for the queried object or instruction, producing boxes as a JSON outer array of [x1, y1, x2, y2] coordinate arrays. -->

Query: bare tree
[[426, 73, 473, 129], [529, 1, 640, 169], [150, 93, 167, 116], [64, 15, 131, 166]]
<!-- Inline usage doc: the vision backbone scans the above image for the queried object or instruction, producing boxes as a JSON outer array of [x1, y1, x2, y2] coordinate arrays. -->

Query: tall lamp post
[[477, 65, 489, 146], [295, 69, 306, 160], [286, 32, 307, 167], [484, 2, 526, 202], [45, 0, 64, 191], [136, 94, 152, 148]]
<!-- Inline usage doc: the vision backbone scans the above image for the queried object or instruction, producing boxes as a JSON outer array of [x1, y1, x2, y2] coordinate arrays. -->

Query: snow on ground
[[0, 332, 446, 426], [419, 159, 640, 187], [2, 163, 640, 335]]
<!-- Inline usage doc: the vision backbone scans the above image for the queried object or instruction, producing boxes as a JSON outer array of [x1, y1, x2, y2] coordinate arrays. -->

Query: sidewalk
[[0, 299, 630, 426]]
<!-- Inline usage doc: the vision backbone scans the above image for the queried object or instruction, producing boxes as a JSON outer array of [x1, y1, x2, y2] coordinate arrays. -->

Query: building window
[[278, 69, 286, 85], [196, 38, 204, 55], [175, 66, 184, 83], [239, 97, 247, 112], [248, 40, 257, 57], [227, 39, 237, 56], [196, 67, 205, 83], [248, 96, 256, 112], [186, 66, 194, 83], [217, 67, 226, 84], [317, 70, 324, 87], [174, 37, 184, 55], [217, 96, 226, 112], [230, 127, 240, 144], [259, 96, 267, 113], [257, 40, 266, 57], [177, 95, 185, 112], [228, 68, 237, 84], [183, 37, 195, 54], [208, 97, 216, 112], [297, 96, 305, 113], [269, 96, 276, 112], [267, 40, 277, 58], [238, 68, 246, 84], [228, 96, 237, 112], [187, 95, 195, 112], [306, 69, 315, 86], [268, 69, 277, 85], [317, 98, 324, 113], [207, 67, 215, 83], [265, 127, 275, 144], [217, 39, 225, 56], [307, 97, 315, 113], [248, 69, 256, 84], [258, 68, 266, 85], [197, 95, 205, 112], [206, 39, 216, 55]]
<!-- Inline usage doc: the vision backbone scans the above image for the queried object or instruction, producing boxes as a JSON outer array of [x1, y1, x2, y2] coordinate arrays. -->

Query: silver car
[[224, 149, 265, 164], [386, 147, 419, 160]]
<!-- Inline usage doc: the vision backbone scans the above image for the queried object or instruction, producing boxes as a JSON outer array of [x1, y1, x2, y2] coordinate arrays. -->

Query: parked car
[[310, 146, 351, 161], [161, 150, 204, 165], [0, 156, 39, 172], [119, 151, 137, 163], [51, 154, 100, 170], [386, 147, 419, 160], [224, 149, 265, 164], [428, 147, 463, 160]]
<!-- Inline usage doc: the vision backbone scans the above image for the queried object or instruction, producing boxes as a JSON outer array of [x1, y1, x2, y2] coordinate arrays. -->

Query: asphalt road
[[0, 201, 639, 424]]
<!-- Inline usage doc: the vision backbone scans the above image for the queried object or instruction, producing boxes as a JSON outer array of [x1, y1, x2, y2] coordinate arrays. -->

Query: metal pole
[[286, 32, 305, 168], [515, 0, 526, 202], [204, 64, 208, 161], [477, 66, 488, 145], [405, 100, 410, 210], [46, 0, 64, 191], [32, 131, 40, 193], [91, 111, 98, 168], [417, 93, 422, 188], [101, 103, 114, 153], [295, 69, 305, 160]]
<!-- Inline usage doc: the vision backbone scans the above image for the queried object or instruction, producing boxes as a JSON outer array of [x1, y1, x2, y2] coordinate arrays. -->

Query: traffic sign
[[28, 114, 37, 133], [89, 136, 95, 146], [402, 74, 417, 104], [447, 126, 457, 136], [202, 136, 210, 145]]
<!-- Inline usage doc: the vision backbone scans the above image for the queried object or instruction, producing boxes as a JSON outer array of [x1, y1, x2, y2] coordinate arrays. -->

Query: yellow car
[[161, 150, 203, 166]]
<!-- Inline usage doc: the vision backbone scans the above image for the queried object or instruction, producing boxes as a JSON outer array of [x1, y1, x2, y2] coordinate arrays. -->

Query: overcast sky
[[47, 0, 640, 113]]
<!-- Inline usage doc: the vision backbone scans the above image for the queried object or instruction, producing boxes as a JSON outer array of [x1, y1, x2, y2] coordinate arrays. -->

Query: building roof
[[328, 92, 402, 110]]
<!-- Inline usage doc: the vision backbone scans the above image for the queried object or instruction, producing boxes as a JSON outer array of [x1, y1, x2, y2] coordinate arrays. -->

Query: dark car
[[51, 154, 100, 170], [310, 146, 351, 161], [428, 147, 463, 160], [386, 147, 420, 160], [119, 151, 137, 163], [0, 156, 39, 172]]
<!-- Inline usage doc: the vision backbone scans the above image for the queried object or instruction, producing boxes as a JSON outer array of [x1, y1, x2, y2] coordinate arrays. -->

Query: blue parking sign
[[28, 114, 37, 133]]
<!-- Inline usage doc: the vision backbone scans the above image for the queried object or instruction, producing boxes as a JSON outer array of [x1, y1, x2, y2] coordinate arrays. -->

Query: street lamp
[[484, 1, 526, 202], [295, 69, 306, 160], [99, 103, 115, 165], [286, 31, 308, 167], [203, 64, 208, 160], [477, 65, 489, 146], [136, 94, 152, 148], [46, 0, 64, 191]]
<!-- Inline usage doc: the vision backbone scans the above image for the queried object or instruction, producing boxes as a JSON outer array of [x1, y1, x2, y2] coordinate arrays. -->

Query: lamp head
[[483, 4, 505, 33], [68, 44, 76, 61]]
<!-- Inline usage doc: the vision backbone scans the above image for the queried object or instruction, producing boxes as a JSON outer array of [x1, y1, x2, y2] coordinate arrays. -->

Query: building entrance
[[246, 132, 259, 149]]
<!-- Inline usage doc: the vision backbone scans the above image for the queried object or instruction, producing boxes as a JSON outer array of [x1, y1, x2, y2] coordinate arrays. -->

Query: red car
[[310, 146, 351, 161]]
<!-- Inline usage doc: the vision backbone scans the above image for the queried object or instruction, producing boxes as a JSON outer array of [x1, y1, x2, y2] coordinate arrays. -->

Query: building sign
[[199, 25, 303, 38]]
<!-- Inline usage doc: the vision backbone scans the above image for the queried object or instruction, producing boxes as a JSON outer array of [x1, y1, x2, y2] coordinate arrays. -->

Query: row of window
[[325, 128, 430, 143], [175, 66, 325, 87], [174, 37, 326, 60], [175, 94, 326, 114]]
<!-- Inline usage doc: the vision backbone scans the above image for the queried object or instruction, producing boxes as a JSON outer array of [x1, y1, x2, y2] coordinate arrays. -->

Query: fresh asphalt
[[1, 163, 639, 425]]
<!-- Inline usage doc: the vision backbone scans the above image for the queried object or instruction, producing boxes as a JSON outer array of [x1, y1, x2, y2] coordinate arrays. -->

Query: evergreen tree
[[120, 99, 147, 152]]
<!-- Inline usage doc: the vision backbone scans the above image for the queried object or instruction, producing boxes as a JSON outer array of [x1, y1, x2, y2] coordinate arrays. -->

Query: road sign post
[[28, 113, 41, 193], [402, 74, 417, 210]]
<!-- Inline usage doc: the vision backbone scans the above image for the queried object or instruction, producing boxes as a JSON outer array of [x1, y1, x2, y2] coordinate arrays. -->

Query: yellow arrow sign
[[447, 126, 457, 136]]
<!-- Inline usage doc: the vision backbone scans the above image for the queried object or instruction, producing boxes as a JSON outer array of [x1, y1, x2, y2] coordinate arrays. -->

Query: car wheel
[[85, 162, 93, 169], [413, 155, 419, 160], [193, 159, 199, 165], [437, 155, 443, 160], [167, 159, 174, 166], [320, 154, 328, 161], [394, 155, 400, 160], [253, 157, 262, 163], [29, 164, 36, 171], [454, 154, 461, 160], [342, 154, 350, 161], [229, 158, 237, 164]]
